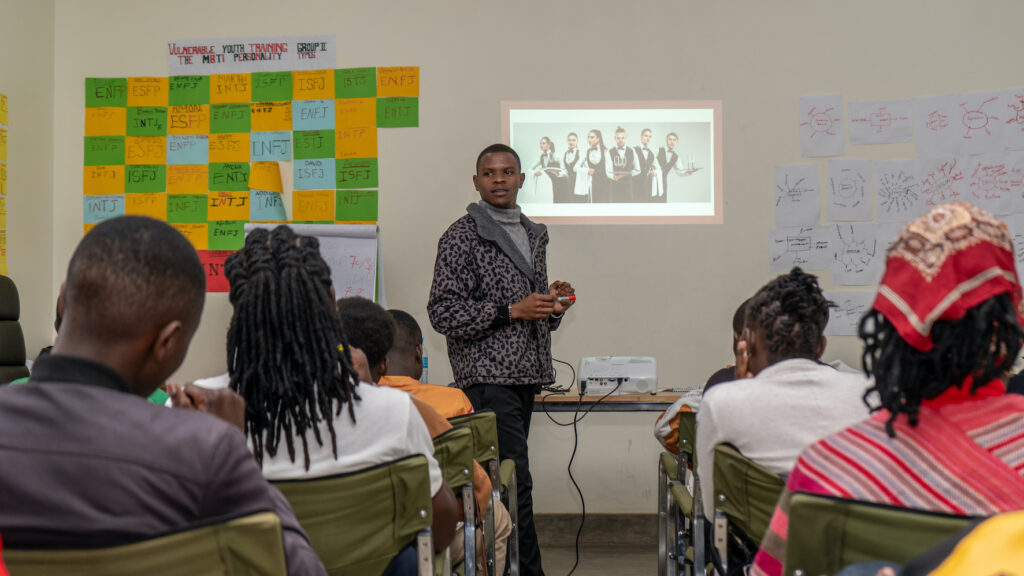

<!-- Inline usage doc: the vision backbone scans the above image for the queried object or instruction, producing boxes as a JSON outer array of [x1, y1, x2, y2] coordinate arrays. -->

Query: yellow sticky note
[[125, 136, 166, 165], [83, 223, 97, 235], [377, 66, 419, 97], [85, 107, 127, 136], [208, 191, 250, 221], [0, 163, 6, 195], [0, 94, 7, 125], [0, 128, 6, 162], [172, 223, 208, 250], [335, 126, 377, 159], [125, 192, 167, 220], [293, 189, 334, 221], [127, 77, 168, 107], [209, 133, 250, 163], [210, 73, 252, 104], [250, 101, 292, 132], [167, 165, 208, 195], [293, 70, 334, 100], [168, 105, 210, 134], [335, 98, 376, 129], [249, 161, 283, 192], [83, 165, 125, 195], [0, 196, 6, 218]]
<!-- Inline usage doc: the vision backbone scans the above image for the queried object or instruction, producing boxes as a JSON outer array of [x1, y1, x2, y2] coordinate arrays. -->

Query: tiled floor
[[540, 544, 657, 576]]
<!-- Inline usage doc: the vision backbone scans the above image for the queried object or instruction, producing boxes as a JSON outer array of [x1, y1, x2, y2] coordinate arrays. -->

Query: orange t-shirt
[[379, 375, 474, 419]]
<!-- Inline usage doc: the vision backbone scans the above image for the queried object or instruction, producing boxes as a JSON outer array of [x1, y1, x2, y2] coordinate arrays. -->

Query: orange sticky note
[[210, 73, 252, 104], [293, 189, 335, 221], [167, 165, 208, 195], [377, 66, 419, 97], [293, 70, 334, 100], [85, 107, 127, 136], [127, 77, 168, 107], [125, 192, 167, 220], [83, 165, 125, 195], [168, 105, 210, 134], [84, 223, 97, 235], [335, 98, 376, 129], [209, 133, 250, 163], [208, 191, 250, 221], [172, 223, 209, 250], [250, 101, 292, 132], [335, 127, 377, 159], [125, 136, 167, 165], [249, 161, 283, 192]]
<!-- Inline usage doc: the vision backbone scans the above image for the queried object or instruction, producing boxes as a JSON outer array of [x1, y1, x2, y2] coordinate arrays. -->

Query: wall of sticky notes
[[83, 66, 418, 291], [1, 93, 8, 275]]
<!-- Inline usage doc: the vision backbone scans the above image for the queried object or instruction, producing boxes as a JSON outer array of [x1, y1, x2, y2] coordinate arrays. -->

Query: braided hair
[[746, 267, 833, 363], [859, 293, 1023, 437], [224, 225, 360, 469]]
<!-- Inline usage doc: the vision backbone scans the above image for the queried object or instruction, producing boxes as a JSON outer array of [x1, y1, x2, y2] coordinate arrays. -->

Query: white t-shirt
[[193, 374, 443, 496]]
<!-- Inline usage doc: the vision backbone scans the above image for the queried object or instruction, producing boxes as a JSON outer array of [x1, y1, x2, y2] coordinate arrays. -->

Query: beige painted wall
[[35, 0, 1024, 513]]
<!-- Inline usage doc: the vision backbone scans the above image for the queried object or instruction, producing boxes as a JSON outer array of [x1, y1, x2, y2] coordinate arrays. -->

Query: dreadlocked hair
[[224, 225, 361, 470], [746, 267, 834, 362], [859, 293, 1023, 438]]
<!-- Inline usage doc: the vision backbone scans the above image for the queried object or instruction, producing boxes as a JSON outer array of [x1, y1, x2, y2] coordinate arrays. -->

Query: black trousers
[[464, 383, 544, 576]]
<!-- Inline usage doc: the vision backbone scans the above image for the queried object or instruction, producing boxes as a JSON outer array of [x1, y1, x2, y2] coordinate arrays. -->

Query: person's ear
[[472, 174, 480, 191], [816, 335, 827, 360], [415, 343, 423, 363], [152, 320, 185, 365], [378, 357, 388, 378], [743, 327, 758, 356], [517, 172, 526, 189]]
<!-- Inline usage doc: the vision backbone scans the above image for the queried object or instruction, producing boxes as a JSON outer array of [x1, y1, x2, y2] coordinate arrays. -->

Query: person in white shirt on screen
[[557, 133, 581, 204], [523, 136, 561, 204], [656, 132, 684, 203], [633, 128, 661, 202], [609, 126, 640, 203], [575, 129, 613, 203]]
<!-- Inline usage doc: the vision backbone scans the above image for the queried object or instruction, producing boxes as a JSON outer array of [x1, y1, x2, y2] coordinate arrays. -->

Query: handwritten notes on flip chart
[[827, 159, 872, 221], [799, 94, 845, 157], [823, 291, 875, 336], [774, 164, 820, 227], [848, 99, 913, 145]]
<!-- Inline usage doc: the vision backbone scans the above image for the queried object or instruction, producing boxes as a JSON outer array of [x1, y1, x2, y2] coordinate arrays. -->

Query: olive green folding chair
[[449, 409, 519, 576], [4, 510, 285, 576], [659, 409, 706, 576], [784, 492, 977, 576], [711, 444, 786, 576], [433, 425, 477, 576], [274, 454, 435, 576]]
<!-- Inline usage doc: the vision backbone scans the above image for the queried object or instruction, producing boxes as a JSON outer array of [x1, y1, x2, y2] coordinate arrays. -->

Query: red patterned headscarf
[[873, 202, 1024, 352]]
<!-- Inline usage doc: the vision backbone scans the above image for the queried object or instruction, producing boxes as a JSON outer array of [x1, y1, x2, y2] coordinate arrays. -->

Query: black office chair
[[0, 275, 30, 384]]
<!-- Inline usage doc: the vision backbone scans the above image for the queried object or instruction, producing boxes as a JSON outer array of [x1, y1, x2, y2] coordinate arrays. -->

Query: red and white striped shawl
[[751, 384, 1024, 576]]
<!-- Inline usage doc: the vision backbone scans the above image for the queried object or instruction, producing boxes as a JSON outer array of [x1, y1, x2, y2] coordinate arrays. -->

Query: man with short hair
[[609, 126, 640, 203], [632, 128, 660, 202], [0, 216, 324, 575]]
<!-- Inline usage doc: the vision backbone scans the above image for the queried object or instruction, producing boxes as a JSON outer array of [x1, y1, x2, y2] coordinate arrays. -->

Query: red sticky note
[[197, 249, 233, 292]]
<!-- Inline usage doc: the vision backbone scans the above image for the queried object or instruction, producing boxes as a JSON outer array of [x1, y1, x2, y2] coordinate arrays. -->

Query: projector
[[578, 356, 658, 395]]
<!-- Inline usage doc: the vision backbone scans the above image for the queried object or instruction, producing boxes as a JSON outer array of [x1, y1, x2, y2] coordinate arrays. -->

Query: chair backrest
[[712, 444, 785, 543], [273, 454, 433, 576], [0, 275, 30, 385], [448, 410, 500, 464], [677, 410, 697, 462], [433, 425, 475, 490], [4, 511, 286, 576], [785, 492, 976, 576]]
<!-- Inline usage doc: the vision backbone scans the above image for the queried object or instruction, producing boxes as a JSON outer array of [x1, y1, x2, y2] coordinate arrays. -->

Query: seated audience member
[[696, 267, 872, 516], [339, 298, 511, 571], [0, 217, 324, 575], [222, 225, 457, 558], [751, 202, 1024, 576], [381, 309, 474, 418], [654, 297, 751, 453]]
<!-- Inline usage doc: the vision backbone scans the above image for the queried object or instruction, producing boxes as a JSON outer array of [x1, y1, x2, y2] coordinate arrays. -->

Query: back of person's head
[[386, 309, 423, 378], [224, 225, 360, 469], [61, 216, 205, 393], [746, 268, 832, 364], [731, 297, 753, 353], [860, 202, 1024, 436], [336, 297, 394, 376]]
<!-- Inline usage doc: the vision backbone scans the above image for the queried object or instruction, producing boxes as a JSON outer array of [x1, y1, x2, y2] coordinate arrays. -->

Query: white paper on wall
[[774, 164, 821, 227], [964, 153, 1013, 215], [1002, 213, 1024, 287], [917, 156, 967, 210], [823, 290, 875, 336], [831, 223, 883, 286], [876, 160, 924, 223], [1007, 151, 1024, 213], [848, 99, 913, 145], [827, 158, 873, 221], [958, 91, 1005, 157], [799, 94, 845, 157], [1004, 88, 1024, 150], [914, 94, 961, 157], [769, 226, 833, 272]]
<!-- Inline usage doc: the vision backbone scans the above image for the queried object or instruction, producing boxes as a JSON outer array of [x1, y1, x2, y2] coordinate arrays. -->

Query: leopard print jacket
[[428, 204, 562, 388]]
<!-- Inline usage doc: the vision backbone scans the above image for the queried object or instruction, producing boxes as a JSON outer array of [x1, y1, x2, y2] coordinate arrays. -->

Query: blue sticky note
[[250, 190, 288, 221], [250, 131, 293, 162], [292, 99, 335, 131], [293, 158, 336, 190], [167, 134, 209, 165], [84, 194, 125, 224]]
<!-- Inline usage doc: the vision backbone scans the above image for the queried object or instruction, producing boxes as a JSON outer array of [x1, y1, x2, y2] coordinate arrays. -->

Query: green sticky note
[[335, 68, 377, 99], [126, 107, 167, 136], [84, 136, 125, 166], [376, 97, 418, 127], [168, 76, 210, 105], [208, 220, 245, 250], [336, 189, 378, 221], [209, 162, 250, 192], [211, 103, 251, 133], [126, 165, 166, 193], [293, 129, 335, 160], [252, 71, 292, 102], [336, 158, 378, 189], [167, 194, 208, 223], [86, 78, 127, 107]]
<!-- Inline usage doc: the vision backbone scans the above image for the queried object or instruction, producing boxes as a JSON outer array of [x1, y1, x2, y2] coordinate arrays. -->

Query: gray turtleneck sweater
[[478, 201, 531, 264]]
